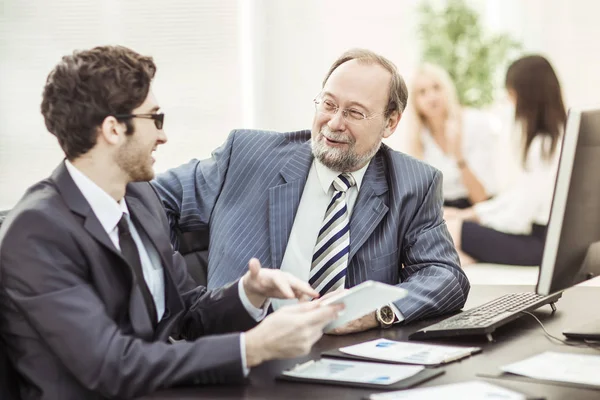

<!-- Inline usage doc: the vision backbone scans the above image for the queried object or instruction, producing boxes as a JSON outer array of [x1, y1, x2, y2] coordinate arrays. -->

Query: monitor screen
[[537, 108, 600, 295]]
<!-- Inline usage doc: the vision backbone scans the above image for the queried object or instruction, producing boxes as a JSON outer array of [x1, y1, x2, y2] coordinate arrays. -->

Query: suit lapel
[[268, 142, 313, 269], [52, 162, 121, 257], [349, 152, 389, 260], [52, 163, 156, 338]]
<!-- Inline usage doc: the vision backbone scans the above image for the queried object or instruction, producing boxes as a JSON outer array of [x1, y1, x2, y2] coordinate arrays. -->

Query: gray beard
[[311, 131, 382, 172]]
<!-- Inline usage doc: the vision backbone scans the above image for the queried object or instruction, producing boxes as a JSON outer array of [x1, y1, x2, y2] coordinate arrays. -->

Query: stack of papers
[[339, 338, 480, 366], [501, 351, 600, 388], [367, 381, 534, 400]]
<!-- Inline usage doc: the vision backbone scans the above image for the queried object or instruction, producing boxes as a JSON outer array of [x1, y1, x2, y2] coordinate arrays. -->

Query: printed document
[[501, 351, 600, 387], [367, 380, 532, 400], [339, 338, 480, 366]]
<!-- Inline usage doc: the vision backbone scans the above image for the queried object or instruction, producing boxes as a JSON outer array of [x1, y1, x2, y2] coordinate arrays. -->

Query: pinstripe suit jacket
[[152, 129, 470, 322]]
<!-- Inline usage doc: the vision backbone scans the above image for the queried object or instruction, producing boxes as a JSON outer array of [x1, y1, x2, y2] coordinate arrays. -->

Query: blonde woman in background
[[446, 55, 566, 267], [401, 63, 497, 209]]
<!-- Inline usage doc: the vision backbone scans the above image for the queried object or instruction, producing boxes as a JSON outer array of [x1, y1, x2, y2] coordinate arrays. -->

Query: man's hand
[[242, 258, 319, 308], [325, 311, 378, 335], [314, 289, 379, 335], [244, 301, 344, 367]]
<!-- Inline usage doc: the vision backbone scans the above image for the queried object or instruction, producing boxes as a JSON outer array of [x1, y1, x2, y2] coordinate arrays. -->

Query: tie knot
[[332, 173, 356, 192], [117, 213, 130, 235]]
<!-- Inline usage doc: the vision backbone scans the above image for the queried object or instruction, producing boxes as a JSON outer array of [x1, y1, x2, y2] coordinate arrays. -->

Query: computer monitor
[[536, 107, 600, 340]]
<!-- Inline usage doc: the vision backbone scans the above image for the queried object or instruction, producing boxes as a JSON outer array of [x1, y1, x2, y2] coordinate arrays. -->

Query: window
[[0, 0, 242, 208]]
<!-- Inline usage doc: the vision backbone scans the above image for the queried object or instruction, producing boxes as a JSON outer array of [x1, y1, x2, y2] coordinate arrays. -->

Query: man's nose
[[157, 129, 168, 144], [327, 109, 346, 131]]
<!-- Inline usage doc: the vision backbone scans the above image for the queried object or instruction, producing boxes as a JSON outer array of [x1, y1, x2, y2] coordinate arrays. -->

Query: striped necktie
[[309, 173, 356, 296]]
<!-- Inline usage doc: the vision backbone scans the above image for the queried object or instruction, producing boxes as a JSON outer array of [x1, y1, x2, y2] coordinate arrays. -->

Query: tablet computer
[[321, 280, 408, 331]]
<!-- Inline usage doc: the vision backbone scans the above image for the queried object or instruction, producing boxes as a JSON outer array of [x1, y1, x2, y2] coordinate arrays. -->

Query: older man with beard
[[152, 48, 470, 334]]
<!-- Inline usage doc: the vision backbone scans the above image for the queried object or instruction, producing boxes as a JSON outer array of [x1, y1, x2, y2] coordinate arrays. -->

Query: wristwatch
[[376, 304, 396, 328]]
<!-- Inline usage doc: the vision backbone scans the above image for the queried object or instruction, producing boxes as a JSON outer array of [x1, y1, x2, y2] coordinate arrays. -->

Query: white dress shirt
[[474, 126, 561, 235], [273, 158, 405, 322], [422, 108, 498, 200], [64, 160, 265, 373]]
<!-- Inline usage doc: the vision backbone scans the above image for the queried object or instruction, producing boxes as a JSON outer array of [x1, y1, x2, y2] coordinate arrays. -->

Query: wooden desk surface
[[140, 285, 600, 400]]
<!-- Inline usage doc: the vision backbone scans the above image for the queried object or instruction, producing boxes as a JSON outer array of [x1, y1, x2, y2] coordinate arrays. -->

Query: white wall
[[0, 0, 244, 209]]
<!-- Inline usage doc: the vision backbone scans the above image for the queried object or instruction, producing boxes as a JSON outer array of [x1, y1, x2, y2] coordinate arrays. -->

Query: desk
[[141, 285, 600, 400]]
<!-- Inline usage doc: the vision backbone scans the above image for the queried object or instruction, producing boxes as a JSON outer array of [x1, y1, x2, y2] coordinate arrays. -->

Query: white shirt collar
[[64, 160, 129, 235], [314, 157, 370, 195]]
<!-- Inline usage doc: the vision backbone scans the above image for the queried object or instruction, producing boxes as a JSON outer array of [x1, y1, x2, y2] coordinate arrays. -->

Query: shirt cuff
[[237, 279, 270, 322], [389, 303, 405, 324], [240, 333, 250, 377]]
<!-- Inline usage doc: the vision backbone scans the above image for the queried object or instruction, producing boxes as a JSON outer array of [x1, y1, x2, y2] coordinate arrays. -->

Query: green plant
[[418, 0, 521, 107]]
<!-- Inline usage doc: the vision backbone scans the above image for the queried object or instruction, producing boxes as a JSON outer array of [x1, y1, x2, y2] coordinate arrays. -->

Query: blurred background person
[[401, 63, 497, 209], [446, 55, 566, 266]]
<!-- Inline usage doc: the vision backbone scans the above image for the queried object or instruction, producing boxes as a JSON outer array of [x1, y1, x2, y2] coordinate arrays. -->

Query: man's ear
[[383, 111, 402, 139], [99, 116, 126, 145]]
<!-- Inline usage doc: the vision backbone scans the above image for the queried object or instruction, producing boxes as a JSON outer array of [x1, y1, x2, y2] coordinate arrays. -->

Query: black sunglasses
[[113, 113, 164, 130]]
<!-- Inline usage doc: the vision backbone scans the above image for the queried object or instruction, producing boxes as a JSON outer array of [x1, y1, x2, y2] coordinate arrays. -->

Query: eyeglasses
[[113, 113, 165, 130], [313, 96, 384, 125]]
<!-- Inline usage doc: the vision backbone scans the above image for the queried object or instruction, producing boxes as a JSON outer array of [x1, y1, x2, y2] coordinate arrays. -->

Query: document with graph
[[331, 338, 481, 366]]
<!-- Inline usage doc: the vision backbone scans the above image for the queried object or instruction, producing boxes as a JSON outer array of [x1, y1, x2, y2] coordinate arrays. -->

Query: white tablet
[[321, 281, 408, 331]]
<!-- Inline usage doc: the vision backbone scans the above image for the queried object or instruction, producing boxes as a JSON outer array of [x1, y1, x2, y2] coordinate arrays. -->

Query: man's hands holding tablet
[[319, 281, 408, 335]]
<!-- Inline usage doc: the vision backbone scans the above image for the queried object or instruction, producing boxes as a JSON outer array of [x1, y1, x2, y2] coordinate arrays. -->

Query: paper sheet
[[368, 380, 530, 400], [501, 351, 600, 387], [340, 338, 480, 365]]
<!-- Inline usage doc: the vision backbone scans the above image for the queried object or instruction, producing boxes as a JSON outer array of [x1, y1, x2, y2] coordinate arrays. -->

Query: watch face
[[380, 306, 395, 324]]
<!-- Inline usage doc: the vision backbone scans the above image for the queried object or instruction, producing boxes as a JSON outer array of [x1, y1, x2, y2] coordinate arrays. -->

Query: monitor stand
[[563, 318, 600, 341]]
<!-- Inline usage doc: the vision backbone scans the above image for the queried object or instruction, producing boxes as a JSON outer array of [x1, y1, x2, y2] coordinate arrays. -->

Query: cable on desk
[[519, 311, 600, 350]]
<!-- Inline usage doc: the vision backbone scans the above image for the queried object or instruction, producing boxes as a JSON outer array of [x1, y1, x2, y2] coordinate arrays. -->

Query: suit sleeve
[[151, 131, 237, 247], [395, 170, 471, 322], [0, 210, 247, 399]]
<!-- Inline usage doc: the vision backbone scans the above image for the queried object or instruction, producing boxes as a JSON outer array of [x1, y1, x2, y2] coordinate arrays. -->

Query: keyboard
[[409, 292, 563, 342]]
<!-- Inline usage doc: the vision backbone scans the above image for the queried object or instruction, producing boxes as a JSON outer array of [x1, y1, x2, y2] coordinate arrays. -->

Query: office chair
[[177, 227, 209, 287]]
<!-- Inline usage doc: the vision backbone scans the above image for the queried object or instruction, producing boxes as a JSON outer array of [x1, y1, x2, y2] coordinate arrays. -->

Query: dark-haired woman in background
[[446, 55, 567, 266]]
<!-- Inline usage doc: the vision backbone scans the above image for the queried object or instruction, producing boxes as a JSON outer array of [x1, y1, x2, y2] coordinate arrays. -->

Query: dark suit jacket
[[152, 129, 470, 323], [0, 163, 258, 400]]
